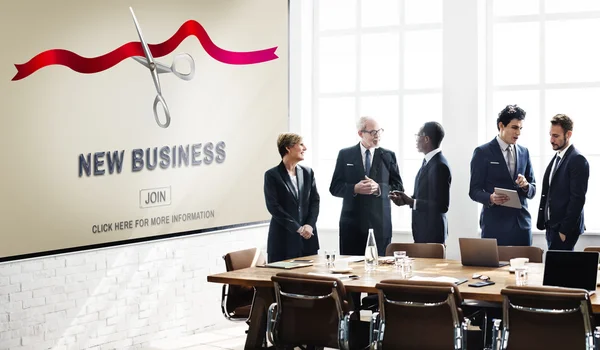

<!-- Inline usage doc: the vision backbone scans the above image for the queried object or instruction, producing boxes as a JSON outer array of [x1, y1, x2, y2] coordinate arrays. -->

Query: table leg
[[245, 286, 274, 349]]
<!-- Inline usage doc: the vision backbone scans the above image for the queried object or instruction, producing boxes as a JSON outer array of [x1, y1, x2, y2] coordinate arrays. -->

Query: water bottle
[[364, 229, 379, 272]]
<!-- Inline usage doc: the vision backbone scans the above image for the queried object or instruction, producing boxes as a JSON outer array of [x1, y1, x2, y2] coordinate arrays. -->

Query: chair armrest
[[491, 318, 503, 350], [340, 311, 354, 350], [221, 285, 230, 319], [459, 318, 471, 350], [266, 302, 277, 346], [369, 311, 381, 349]]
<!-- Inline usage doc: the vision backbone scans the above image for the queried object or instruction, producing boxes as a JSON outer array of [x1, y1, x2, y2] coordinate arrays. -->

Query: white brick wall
[[0, 225, 268, 350]]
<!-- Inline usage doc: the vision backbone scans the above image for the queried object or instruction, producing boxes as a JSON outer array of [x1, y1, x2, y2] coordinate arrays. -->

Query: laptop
[[459, 238, 509, 267], [543, 251, 599, 293]]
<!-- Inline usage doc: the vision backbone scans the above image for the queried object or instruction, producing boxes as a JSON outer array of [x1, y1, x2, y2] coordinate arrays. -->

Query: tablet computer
[[494, 187, 522, 209]]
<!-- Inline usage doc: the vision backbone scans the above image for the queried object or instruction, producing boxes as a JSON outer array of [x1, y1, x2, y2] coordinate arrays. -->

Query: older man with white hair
[[330, 116, 403, 257]]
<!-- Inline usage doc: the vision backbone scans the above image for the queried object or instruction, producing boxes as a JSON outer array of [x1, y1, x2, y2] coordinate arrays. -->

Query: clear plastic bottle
[[364, 229, 379, 272]]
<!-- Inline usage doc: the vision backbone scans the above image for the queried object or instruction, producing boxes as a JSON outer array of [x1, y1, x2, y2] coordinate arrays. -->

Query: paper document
[[409, 276, 468, 285], [338, 256, 364, 263], [260, 261, 312, 269], [494, 187, 522, 209], [307, 272, 359, 280]]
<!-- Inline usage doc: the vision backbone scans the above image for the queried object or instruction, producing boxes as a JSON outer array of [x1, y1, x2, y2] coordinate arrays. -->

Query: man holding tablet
[[469, 105, 537, 246]]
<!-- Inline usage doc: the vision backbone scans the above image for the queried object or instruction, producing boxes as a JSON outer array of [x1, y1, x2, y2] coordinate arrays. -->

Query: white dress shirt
[[496, 136, 515, 173], [289, 174, 298, 197], [424, 148, 442, 165], [549, 143, 572, 186]]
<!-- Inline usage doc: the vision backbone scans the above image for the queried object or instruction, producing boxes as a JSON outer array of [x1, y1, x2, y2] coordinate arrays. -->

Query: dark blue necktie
[[415, 159, 426, 192], [550, 155, 561, 180], [545, 155, 562, 222], [417, 158, 426, 176], [365, 149, 371, 175]]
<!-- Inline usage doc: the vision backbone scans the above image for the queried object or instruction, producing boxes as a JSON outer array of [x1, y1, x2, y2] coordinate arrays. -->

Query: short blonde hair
[[277, 133, 302, 158]]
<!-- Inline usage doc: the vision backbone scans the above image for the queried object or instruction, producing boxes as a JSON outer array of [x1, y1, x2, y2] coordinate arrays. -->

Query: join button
[[140, 186, 171, 208]]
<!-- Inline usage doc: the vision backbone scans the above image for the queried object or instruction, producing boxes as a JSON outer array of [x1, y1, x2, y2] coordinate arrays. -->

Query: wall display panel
[[0, 0, 288, 260]]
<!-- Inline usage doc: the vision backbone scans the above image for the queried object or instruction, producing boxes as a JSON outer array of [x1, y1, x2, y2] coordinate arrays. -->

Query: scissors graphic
[[129, 7, 196, 128]]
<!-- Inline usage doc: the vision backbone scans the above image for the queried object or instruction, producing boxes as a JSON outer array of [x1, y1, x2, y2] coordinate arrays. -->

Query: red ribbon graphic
[[12, 20, 278, 81]]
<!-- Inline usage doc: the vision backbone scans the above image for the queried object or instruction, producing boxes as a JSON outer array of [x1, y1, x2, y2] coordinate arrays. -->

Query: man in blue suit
[[537, 114, 589, 251], [469, 105, 536, 246], [391, 122, 451, 244]]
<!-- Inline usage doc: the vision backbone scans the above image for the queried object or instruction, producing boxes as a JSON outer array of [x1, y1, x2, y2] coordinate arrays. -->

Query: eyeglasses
[[414, 133, 425, 140], [362, 128, 384, 137], [472, 273, 490, 281]]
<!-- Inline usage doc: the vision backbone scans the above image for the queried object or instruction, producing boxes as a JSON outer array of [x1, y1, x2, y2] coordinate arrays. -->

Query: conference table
[[207, 255, 600, 349]]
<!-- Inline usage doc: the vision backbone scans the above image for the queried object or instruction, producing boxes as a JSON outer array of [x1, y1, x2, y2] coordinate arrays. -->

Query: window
[[487, 0, 600, 231], [313, 0, 443, 230]]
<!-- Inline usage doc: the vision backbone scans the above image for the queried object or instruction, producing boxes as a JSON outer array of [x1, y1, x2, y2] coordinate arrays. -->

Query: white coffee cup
[[335, 260, 349, 270], [510, 257, 529, 268]]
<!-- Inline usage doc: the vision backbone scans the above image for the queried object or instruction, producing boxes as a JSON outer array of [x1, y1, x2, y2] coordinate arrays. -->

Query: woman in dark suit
[[264, 133, 320, 263]]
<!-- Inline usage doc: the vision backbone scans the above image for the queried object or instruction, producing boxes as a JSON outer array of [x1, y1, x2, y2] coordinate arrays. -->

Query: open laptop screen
[[543, 251, 599, 292], [459, 238, 508, 267]]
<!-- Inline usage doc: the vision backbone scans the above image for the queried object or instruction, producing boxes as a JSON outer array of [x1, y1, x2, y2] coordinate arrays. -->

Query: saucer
[[330, 267, 353, 273]]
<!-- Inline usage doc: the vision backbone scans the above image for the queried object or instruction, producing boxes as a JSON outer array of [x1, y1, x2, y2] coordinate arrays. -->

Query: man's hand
[[490, 191, 510, 205], [297, 226, 309, 239], [364, 176, 380, 195], [399, 192, 415, 208], [298, 226, 311, 239], [354, 176, 379, 195], [559, 232, 566, 242], [389, 191, 406, 206], [515, 173, 529, 191], [301, 224, 314, 239], [354, 179, 373, 195]]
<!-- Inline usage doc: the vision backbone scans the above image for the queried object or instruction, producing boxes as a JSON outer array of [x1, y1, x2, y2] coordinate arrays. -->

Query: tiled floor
[[150, 318, 344, 349], [149, 320, 248, 350]]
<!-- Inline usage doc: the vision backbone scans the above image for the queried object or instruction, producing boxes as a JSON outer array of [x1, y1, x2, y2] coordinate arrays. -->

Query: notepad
[[260, 261, 313, 269], [409, 275, 468, 285]]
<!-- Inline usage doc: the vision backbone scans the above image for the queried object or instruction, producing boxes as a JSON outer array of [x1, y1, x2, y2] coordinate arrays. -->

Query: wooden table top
[[207, 255, 600, 311]]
